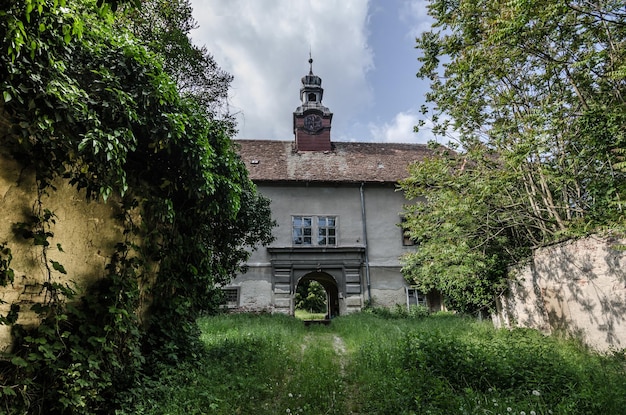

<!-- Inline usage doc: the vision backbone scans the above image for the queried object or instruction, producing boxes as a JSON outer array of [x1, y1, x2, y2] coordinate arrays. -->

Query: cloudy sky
[[189, 0, 435, 143]]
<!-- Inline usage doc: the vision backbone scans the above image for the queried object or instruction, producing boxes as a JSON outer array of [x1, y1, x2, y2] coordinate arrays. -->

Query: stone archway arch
[[296, 271, 340, 318], [268, 246, 366, 316]]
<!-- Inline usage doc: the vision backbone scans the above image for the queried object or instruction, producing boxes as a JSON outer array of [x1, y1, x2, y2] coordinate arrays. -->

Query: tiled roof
[[235, 140, 436, 183]]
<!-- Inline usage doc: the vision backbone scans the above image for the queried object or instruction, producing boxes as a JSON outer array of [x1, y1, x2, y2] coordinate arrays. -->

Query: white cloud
[[190, 0, 373, 140], [369, 110, 433, 143], [400, 0, 434, 40]]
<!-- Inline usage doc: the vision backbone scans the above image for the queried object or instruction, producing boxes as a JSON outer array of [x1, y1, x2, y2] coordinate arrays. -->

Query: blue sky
[[189, 0, 436, 143]]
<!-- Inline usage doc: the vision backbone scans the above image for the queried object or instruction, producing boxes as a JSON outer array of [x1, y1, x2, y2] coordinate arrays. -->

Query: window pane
[[294, 215, 336, 246], [318, 216, 337, 246], [293, 216, 313, 245]]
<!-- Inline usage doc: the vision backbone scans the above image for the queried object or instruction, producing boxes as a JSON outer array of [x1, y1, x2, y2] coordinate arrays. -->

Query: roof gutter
[[360, 182, 372, 305]]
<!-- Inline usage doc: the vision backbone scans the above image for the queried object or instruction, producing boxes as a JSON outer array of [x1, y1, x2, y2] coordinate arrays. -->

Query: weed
[[121, 312, 626, 415]]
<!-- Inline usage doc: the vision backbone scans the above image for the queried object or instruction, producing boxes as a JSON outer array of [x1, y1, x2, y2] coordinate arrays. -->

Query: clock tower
[[293, 57, 333, 152]]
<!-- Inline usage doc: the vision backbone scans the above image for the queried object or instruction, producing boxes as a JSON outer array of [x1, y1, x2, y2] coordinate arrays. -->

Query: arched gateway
[[296, 271, 339, 318], [268, 247, 365, 316]]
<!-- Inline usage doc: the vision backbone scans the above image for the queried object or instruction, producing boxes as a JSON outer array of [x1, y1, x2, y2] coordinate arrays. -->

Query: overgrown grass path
[[128, 312, 626, 415]]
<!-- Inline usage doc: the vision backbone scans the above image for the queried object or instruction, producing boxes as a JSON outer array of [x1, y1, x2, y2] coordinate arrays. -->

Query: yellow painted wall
[[0, 151, 127, 351]]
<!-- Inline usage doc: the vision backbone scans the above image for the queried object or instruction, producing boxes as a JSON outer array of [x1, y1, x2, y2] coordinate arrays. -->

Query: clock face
[[303, 114, 323, 133]]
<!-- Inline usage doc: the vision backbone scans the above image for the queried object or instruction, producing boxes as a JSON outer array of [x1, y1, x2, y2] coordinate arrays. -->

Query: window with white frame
[[317, 216, 336, 246], [293, 215, 337, 246], [293, 216, 313, 245], [407, 287, 428, 307]]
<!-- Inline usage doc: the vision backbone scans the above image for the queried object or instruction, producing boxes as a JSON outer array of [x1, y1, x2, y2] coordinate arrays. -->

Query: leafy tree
[[401, 147, 516, 313], [0, 0, 274, 412], [295, 280, 327, 314], [402, 0, 626, 312], [117, 0, 234, 117]]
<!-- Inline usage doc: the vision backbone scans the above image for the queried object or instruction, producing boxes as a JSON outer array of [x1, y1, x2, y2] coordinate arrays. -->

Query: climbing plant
[[0, 0, 274, 413]]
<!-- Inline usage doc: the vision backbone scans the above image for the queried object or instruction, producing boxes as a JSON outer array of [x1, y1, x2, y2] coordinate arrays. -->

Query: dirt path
[[332, 334, 347, 376]]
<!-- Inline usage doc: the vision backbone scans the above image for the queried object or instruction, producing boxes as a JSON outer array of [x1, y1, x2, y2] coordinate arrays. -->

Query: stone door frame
[[268, 246, 365, 315]]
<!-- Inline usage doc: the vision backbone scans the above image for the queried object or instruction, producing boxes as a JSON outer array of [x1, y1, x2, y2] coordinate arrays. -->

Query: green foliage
[[346, 313, 626, 415], [400, 148, 517, 313], [120, 313, 626, 415], [1, 195, 144, 414], [295, 280, 327, 314], [117, 314, 311, 415], [117, 0, 233, 116], [403, 0, 626, 312], [365, 304, 431, 319], [0, 0, 274, 413], [0, 243, 14, 288]]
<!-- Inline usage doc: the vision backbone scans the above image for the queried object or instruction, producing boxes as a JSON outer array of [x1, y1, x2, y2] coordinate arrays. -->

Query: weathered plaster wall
[[233, 182, 418, 313], [0, 152, 126, 351], [247, 183, 413, 266], [229, 266, 274, 311], [369, 266, 407, 307], [495, 236, 626, 351]]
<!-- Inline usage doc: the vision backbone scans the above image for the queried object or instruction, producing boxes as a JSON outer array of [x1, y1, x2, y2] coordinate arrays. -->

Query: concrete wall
[[495, 235, 626, 351], [0, 152, 126, 351], [231, 182, 421, 313]]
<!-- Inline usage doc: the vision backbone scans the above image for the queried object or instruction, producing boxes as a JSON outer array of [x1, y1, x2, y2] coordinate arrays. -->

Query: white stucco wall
[[495, 235, 626, 351]]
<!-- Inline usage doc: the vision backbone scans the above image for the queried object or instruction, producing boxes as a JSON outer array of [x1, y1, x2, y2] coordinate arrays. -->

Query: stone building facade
[[229, 60, 443, 316]]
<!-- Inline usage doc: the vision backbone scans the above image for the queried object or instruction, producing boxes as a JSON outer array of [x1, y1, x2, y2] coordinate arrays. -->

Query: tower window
[[308, 92, 317, 102]]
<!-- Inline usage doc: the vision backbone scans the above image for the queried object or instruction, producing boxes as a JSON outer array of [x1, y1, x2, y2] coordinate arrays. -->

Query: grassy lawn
[[294, 309, 327, 320], [121, 311, 626, 415]]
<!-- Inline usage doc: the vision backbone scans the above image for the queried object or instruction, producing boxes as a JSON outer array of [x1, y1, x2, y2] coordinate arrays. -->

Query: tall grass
[[119, 311, 626, 415]]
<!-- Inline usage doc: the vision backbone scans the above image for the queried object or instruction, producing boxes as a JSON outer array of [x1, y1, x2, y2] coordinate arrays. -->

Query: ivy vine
[[0, 1, 274, 413]]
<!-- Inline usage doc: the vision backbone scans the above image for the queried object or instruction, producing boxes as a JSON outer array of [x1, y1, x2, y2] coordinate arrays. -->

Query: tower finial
[[308, 50, 313, 75]]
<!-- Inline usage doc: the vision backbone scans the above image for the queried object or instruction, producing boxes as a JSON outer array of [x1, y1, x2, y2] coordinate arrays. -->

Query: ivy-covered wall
[[0, 151, 132, 351], [495, 236, 626, 351]]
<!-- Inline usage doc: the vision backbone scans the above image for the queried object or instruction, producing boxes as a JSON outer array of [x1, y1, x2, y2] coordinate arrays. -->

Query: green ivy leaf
[[51, 260, 67, 274], [10, 356, 28, 368], [1, 386, 17, 397]]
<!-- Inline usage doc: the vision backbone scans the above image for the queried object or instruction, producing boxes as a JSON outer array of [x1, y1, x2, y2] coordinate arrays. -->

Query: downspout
[[360, 182, 372, 304]]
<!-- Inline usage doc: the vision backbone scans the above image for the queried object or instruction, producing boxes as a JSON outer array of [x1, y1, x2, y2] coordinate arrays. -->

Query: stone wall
[[494, 235, 626, 351], [0, 151, 127, 351]]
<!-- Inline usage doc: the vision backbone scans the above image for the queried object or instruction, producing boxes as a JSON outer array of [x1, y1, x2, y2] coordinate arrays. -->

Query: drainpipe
[[359, 182, 372, 304]]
